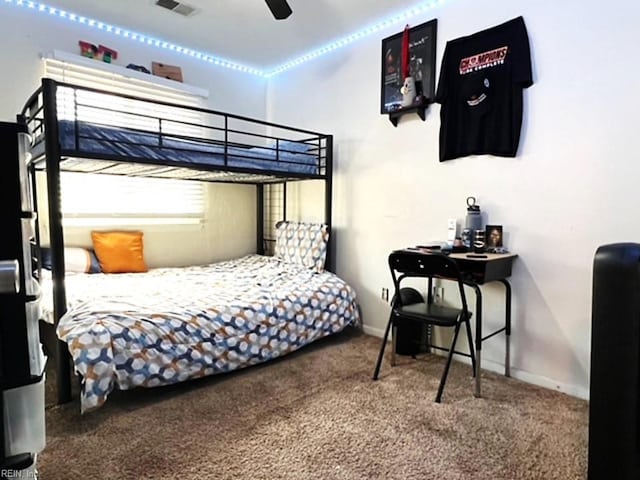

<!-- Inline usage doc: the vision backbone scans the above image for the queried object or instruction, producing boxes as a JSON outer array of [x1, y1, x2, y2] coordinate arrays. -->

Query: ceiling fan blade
[[265, 0, 292, 20]]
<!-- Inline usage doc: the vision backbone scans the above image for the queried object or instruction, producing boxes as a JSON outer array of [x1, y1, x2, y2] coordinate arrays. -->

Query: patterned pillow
[[274, 221, 329, 272]]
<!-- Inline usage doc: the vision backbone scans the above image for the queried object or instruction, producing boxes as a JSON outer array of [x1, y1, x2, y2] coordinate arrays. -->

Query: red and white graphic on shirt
[[459, 46, 509, 75]]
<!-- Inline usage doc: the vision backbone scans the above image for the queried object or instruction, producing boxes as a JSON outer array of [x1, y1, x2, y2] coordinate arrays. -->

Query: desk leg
[[499, 279, 512, 378], [470, 283, 483, 398]]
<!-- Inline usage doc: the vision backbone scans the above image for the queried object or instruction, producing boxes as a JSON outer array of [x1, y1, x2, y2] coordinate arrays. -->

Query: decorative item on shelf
[[78, 41, 118, 63], [380, 19, 437, 127], [78, 40, 98, 59], [152, 62, 183, 82], [400, 76, 417, 107], [126, 64, 151, 74], [400, 25, 417, 107], [97, 45, 118, 64]]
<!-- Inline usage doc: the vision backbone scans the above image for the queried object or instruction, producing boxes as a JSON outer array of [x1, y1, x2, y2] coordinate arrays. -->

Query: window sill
[[62, 217, 203, 228]]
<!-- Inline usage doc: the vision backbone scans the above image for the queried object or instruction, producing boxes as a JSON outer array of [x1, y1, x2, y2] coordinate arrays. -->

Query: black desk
[[399, 250, 516, 397], [448, 252, 516, 397]]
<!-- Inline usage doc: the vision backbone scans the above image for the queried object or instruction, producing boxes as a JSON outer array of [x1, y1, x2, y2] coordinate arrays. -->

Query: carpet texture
[[40, 330, 588, 479]]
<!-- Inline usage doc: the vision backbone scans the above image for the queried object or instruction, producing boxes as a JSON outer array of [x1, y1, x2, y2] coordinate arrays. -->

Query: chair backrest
[[388, 250, 470, 312]]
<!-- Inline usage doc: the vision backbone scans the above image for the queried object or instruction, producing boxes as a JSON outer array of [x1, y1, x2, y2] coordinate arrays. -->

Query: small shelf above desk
[[388, 103, 428, 127]]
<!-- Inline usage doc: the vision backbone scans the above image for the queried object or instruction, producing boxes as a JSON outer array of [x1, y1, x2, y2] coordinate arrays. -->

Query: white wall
[[267, 0, 640, 399], [0, 6, 267, 266]]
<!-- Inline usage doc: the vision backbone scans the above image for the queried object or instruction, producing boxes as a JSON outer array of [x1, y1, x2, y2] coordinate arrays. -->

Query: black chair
[[372, 250, 476, 402]]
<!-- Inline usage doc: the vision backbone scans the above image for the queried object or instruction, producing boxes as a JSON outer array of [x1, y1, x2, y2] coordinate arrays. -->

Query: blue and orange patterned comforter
[[53, 255, 359, 412]]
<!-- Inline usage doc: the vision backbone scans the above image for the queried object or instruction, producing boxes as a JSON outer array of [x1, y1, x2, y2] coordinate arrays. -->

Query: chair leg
[[373, 313, 394, 380], [435, 322, 462, 403], [463, 316, 477, 377], [391, 325, 397, 366]]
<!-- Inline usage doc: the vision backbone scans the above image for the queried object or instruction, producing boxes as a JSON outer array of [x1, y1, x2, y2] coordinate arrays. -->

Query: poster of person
[[380, 19, 437, 114]]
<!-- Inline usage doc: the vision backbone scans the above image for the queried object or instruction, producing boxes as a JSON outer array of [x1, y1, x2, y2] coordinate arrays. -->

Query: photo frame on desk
[[380, 19, 438, 114], [486, 225, 503, 249]]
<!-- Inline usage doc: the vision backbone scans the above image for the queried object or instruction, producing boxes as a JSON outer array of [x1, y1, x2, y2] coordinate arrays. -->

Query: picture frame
[[485, 225, 503, 249], [380, 19, 438, 114]]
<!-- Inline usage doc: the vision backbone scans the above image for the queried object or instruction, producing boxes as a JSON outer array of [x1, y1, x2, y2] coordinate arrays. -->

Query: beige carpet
[[40, 330, 588, 479]]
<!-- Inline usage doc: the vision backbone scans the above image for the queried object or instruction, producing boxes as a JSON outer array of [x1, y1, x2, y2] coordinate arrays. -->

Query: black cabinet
[[588, 243, 640, 480], [0, 122, 46, 477]]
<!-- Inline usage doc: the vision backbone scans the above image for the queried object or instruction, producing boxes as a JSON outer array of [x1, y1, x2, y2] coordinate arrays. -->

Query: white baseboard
[[476, 357, 589, 400], [361, 326, 589, 400], [362, 325, 386, 337]]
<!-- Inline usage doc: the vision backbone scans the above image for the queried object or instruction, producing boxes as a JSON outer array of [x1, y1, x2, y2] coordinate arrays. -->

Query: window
[[61, 173, 205, 226], [43, 52, 209, 226]]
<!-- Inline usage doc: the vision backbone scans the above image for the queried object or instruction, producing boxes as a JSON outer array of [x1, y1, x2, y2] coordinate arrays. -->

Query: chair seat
[[394, 302, 471, 326]]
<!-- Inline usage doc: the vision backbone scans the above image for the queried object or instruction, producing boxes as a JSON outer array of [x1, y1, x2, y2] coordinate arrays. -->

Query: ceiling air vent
[[154, 0, 198, 17]]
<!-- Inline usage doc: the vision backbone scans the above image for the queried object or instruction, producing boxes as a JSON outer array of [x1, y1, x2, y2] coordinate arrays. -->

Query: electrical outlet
[[381, 287, 389, 303], [433, 286, 444, 305]]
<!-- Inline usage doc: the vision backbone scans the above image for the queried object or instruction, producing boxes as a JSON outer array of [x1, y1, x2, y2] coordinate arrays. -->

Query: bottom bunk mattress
[[49, 255, 359, 412]]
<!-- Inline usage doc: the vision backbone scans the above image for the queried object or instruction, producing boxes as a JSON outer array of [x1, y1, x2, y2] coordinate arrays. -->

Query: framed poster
[[380, 19, 438, 114]]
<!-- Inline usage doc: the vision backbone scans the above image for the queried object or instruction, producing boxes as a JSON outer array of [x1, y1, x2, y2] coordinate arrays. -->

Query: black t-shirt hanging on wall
[[436, 16, 533, 162]]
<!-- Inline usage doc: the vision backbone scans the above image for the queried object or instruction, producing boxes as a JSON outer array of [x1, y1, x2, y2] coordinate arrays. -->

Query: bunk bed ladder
[[41, 78, 72, 404]]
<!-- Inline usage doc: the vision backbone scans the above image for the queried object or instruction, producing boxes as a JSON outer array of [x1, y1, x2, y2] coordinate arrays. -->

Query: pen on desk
[[466, 254, 488, 258]]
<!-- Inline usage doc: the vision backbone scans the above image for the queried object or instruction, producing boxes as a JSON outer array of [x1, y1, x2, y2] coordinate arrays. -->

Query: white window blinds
[[43, 53, 207, 226], [44, 53, 206, 137], [60, 172, 204, 226], [43, 51, 208, 104]]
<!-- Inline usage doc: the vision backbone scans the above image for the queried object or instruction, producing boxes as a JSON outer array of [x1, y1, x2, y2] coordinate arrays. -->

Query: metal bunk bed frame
[[18, 78, 334, 405]]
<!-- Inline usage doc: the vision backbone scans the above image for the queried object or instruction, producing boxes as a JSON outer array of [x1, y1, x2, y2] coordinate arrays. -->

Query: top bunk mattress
[[57, 120, 321, 175]]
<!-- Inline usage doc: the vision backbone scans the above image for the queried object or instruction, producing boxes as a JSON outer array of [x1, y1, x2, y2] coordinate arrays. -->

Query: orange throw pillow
[[91, 231, 148, 274]]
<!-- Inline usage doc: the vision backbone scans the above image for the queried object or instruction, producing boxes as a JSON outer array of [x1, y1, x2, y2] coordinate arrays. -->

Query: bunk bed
[[20, 78, 359, 411]]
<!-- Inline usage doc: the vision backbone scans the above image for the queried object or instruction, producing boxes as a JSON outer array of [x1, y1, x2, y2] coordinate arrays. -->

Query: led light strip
[[4, 0, 446, 78], [4, 0, 267, 76]]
